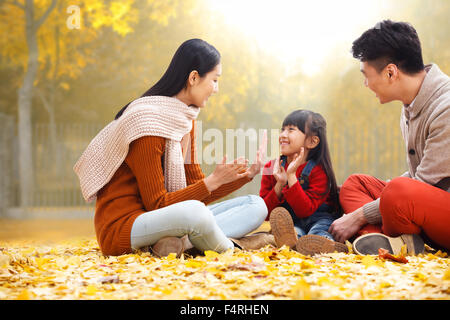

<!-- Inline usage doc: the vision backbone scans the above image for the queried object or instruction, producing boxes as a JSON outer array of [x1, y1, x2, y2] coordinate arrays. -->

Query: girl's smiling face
[[279, 125, 307, 156]]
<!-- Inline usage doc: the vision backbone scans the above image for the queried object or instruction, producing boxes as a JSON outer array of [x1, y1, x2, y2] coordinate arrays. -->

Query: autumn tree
[[0, 0, 179, 206]]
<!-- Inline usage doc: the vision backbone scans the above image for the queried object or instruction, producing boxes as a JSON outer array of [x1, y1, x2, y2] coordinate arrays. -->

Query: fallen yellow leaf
[[443, 269, 450, 281], [16, 289, 31, 300], [166, 253, 177, 260], [35, 257, 50, 270], [361, 255, 377, 268], [185, 259, 206, 268], [379, 281, 392, 289], [414, 273, 428, 282], [299, 260, 315, 269], [86, 285, 98, 295], [291, 279, 311, 299], [204, 250, 219, 260]]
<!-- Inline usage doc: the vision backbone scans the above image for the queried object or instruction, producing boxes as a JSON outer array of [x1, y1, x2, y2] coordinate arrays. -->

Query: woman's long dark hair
[[282, 109, 340, 214], [114, 39, 221, 120]]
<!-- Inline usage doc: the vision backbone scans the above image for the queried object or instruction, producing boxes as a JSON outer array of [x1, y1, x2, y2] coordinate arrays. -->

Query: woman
[[74, 39, 271, 257]]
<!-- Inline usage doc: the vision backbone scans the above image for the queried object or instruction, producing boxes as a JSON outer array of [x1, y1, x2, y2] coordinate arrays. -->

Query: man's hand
[[328, 207, 368, 243]]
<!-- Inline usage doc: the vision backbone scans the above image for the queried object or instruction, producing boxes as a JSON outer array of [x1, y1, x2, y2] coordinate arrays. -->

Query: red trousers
[[339, 174, 450, 250]]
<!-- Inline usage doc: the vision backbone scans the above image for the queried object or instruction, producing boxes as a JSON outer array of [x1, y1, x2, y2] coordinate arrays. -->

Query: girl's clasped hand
[[272, 147, 306, 186]]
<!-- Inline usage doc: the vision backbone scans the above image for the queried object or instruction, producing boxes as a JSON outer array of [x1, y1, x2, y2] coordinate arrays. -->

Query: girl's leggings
[[339, 174, 450, 250], [130, 195, 268, 253]]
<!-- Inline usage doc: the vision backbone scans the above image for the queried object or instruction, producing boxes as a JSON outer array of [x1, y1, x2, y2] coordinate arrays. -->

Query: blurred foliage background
[[0, 0, 449, 215]]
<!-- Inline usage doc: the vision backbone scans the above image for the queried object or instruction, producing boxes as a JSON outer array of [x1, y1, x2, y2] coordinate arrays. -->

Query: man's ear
[[188, 70, 199, 86], [385, 63, 399, 81], [306, 136, 320, 149]]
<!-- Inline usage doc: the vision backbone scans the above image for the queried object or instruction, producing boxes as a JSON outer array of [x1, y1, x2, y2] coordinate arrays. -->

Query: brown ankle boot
[[295, 234, 348, 256], [151, 236, 185, 258], [230, 232, 276, 250], [269, 207, 298, 249]]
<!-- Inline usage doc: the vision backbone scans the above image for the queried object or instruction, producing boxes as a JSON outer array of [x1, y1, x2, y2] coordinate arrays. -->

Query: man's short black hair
[[351, 20, 425, 74]]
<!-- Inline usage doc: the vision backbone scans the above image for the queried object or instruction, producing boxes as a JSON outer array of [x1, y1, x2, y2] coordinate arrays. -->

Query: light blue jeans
[[292, 210, 336, 241], [282, 203, 336, 240], [130, 195, 268, 253]]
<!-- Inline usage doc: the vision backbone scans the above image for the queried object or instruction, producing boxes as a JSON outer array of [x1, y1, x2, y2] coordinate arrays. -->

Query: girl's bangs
[[282, 110, 311, 133]]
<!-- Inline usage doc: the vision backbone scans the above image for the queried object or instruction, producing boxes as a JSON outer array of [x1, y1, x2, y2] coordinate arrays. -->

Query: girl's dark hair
[[114, 38, 221, 120], [282, 110, 340, 213], [351, 20, 424, 74]]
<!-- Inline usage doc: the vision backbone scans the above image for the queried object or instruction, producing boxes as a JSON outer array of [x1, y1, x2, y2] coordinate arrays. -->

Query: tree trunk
[[37, 88, 60, 179], [17, 0, 56, 207], [17, 0, 39, 207]]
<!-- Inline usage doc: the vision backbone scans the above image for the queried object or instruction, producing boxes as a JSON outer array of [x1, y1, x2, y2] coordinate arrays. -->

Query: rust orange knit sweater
[[95, 122, 251, 256]]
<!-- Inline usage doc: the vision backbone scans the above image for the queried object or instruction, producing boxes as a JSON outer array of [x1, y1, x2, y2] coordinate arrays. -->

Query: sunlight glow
[[209, 0, 386, 75]]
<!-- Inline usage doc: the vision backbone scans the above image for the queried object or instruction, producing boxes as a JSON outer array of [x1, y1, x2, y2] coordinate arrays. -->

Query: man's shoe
[[151, 236, 185, 258], [230, 232, 276, 250], [269, 207, 298, 249], [295, 234, 349, 256], [352, 233, 424, 255]]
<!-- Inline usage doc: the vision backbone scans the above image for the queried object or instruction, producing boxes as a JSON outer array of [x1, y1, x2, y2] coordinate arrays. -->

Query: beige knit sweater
[[363, 63, 450, 224]]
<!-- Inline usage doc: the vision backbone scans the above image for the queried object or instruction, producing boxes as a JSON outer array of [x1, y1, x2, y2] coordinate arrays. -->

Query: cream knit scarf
[[73, 96, 200, 203]]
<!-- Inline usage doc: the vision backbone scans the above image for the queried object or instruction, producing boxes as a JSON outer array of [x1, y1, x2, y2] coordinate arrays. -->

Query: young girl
[[260, 109, 348, 255]]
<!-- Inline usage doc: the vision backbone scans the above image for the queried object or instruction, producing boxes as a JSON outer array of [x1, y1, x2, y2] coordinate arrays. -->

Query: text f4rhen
[[179, 303, 269, 317]]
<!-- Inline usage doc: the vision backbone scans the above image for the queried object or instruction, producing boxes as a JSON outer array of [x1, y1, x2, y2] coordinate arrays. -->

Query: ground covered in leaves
[[1, 237, 449, 300]]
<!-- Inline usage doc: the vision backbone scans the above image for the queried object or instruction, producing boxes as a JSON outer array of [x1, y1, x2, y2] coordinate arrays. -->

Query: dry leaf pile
[[1, 238, 449, 300]]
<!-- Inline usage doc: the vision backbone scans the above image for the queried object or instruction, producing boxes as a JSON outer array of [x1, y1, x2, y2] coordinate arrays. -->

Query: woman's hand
[[204, 155, 248, 192], [246, 130, 267, 179]]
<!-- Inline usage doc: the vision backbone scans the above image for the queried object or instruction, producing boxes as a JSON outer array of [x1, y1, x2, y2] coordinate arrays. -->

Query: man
[[329, 20, 450, 255]]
